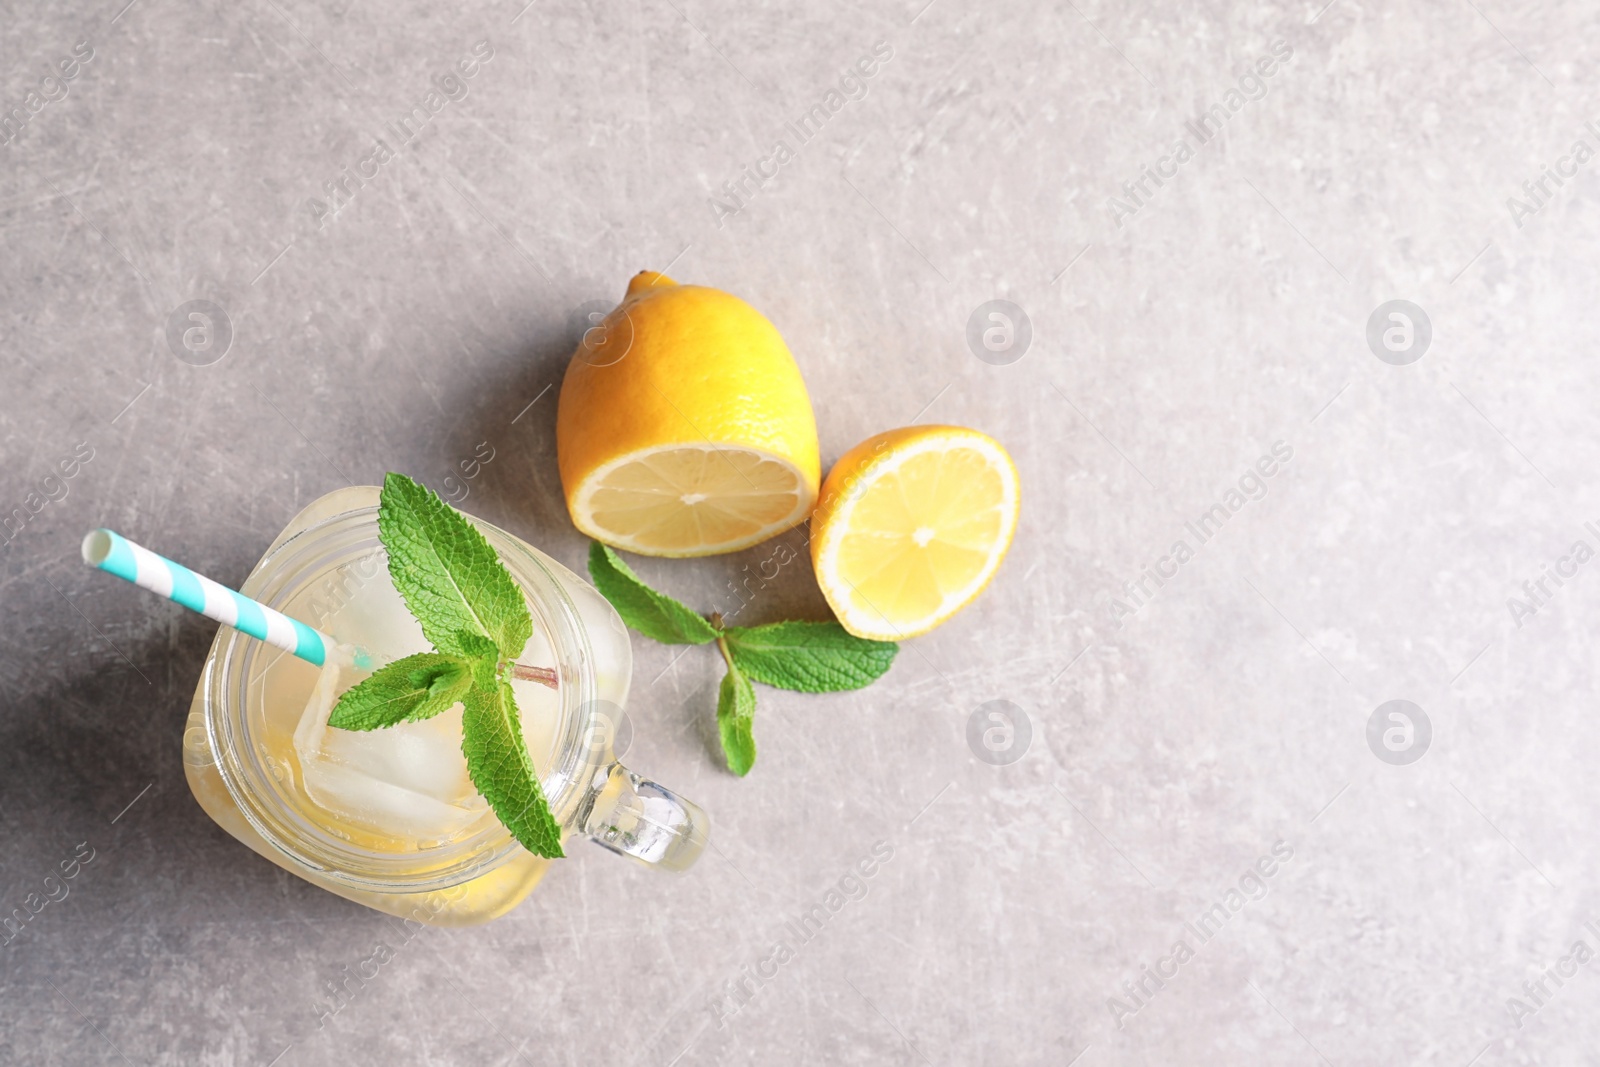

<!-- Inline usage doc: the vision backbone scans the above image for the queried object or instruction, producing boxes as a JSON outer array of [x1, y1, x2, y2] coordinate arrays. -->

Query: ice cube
[[292, 659, 487, 843]]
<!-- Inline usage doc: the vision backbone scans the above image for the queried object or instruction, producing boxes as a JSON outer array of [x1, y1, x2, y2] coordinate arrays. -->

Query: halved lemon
[[811, 425, 1020, 640], [557, 272, 820, 557]]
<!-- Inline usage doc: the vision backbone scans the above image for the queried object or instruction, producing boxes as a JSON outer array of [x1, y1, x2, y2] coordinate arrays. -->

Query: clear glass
[[182, 486, 707, 926]]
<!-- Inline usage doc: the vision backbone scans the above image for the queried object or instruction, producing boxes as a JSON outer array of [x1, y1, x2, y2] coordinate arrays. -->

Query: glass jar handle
[[580, 763, 707, 871]]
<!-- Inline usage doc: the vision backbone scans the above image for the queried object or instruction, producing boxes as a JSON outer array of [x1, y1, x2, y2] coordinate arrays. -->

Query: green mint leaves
[[722, 621, 899, 692], [586, 542, 718, 645], [461, 682, 563, 860], [587, 541, 897, 776], [328, 472, 564, 859], [377, 471, 533, 659], [717, 658, 757, 777], [327, 652, 475, 730]]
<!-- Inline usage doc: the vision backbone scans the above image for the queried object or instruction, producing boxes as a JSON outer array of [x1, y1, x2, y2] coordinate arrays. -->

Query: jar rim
[[202, 503, 599, 893]]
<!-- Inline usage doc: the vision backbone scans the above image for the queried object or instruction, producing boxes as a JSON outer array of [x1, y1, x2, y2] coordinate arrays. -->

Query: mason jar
[[182, 486, 706, 926]]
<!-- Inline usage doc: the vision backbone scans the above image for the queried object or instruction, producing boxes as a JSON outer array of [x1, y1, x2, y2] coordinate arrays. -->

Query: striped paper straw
[[82, 528, 333, 668]]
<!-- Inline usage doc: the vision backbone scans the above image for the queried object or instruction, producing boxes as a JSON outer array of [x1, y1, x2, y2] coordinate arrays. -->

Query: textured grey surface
[[3, 0, 1599, 1063]]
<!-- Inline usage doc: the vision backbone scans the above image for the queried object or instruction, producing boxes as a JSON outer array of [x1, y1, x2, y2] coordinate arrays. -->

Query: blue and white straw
[[82, 528, 333, 668]]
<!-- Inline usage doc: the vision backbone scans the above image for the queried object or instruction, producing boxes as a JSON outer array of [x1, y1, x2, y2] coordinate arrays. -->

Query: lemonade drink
[[183, 487, 703, 926]]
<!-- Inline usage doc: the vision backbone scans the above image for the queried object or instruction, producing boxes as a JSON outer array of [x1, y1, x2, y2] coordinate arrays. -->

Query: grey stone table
[[3, 0, 1597, 1062]]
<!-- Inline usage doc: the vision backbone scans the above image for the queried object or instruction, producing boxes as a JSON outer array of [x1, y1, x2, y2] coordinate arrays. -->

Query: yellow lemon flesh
[[811, 425, 1020, 640], [556, 272, 820, 557]]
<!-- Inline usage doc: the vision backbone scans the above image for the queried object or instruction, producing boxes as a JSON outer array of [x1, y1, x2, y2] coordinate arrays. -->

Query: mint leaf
[[461, 681, 564, 859], [379, 472, 533, 660], [724, 621, 897, 692], [328, 652, 475, 730], [717, 660, 757, 777], [587, 541, 717, 645]]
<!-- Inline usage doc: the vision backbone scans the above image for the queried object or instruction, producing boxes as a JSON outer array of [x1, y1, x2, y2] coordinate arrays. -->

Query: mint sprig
[[328, 472, 564, 859], [587, 541, 897, 776]]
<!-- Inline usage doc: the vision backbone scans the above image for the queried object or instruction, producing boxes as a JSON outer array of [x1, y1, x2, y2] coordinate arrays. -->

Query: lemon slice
[[811, 426, 1020, 640], [570, 444, 813, 556]]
